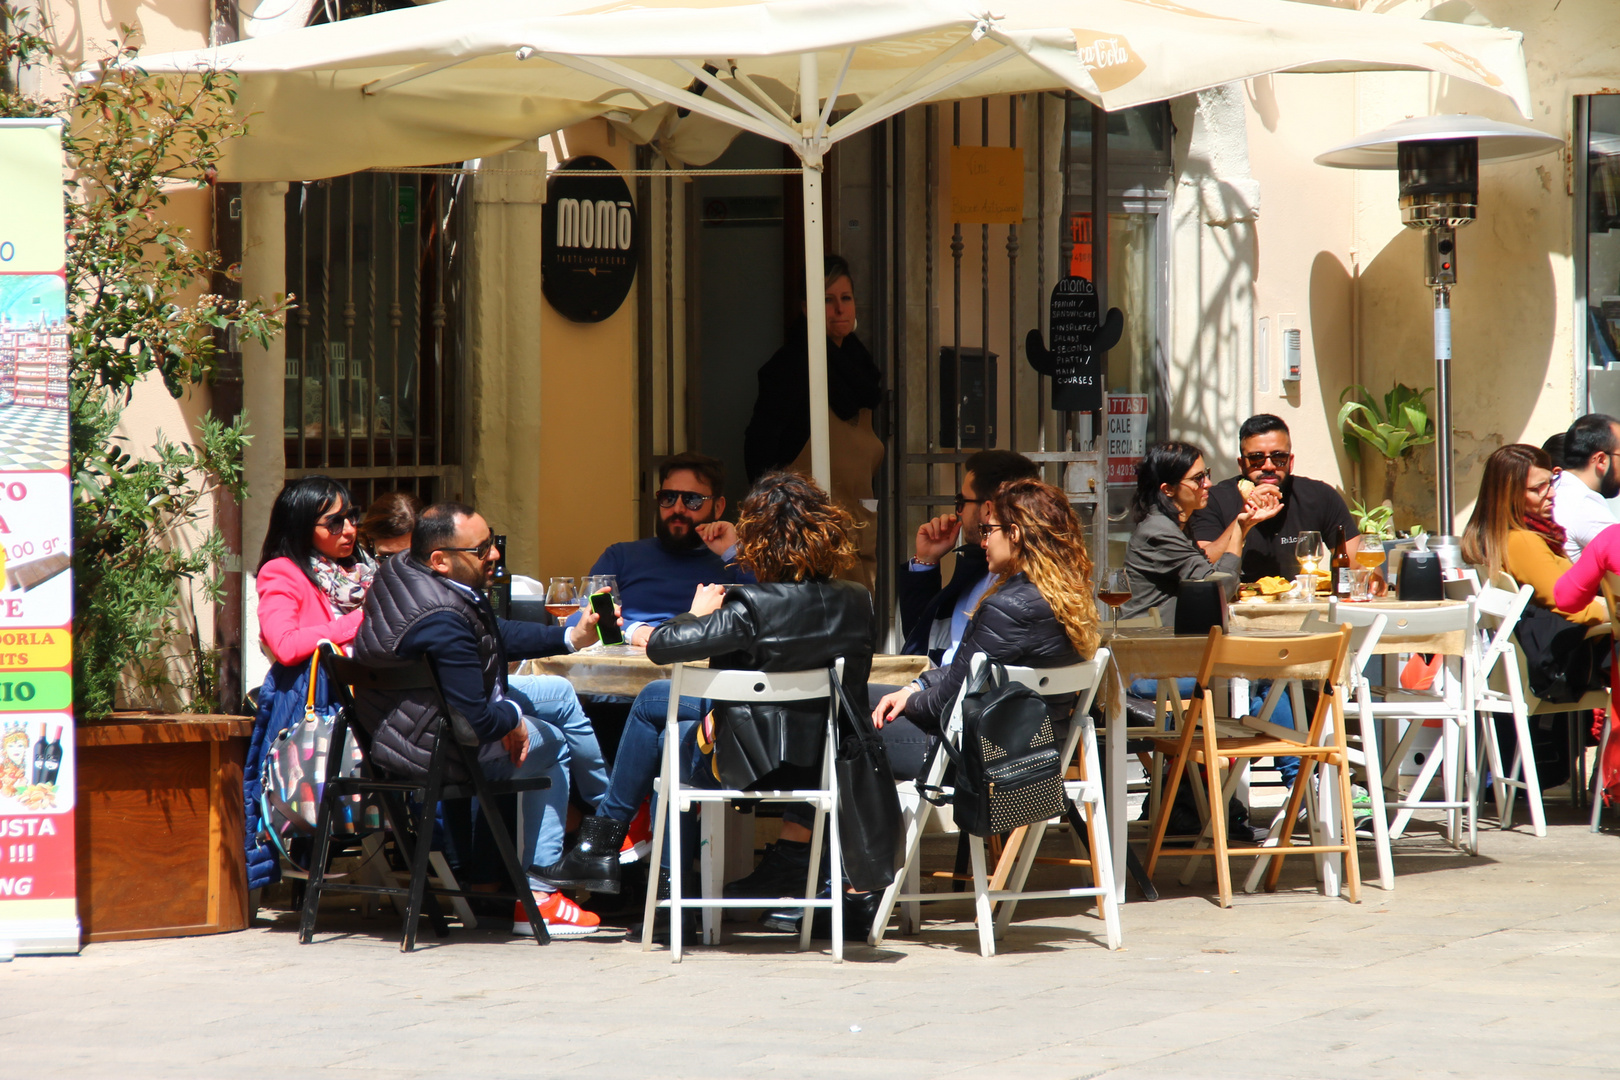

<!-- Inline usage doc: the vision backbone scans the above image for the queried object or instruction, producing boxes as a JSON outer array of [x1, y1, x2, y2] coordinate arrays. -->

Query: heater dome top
[[1315, 114, 1561, 170]]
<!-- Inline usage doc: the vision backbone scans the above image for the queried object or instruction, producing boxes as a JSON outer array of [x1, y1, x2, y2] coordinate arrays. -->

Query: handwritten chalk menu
[[0, 120, 77, 955], [949, 146, 1024, 225], [1047, 276, 1104, 413]]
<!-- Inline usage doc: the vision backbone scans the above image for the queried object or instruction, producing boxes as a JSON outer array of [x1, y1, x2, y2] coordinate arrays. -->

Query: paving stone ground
[[5, 802, 1617, 1078]]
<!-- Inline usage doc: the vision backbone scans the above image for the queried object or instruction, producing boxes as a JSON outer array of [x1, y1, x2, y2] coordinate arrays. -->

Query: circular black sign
[[541, 156, 638, 323]]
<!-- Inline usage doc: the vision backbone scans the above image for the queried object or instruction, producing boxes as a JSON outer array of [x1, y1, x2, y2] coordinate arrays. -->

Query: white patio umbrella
[[130, 0, 1533, 489]]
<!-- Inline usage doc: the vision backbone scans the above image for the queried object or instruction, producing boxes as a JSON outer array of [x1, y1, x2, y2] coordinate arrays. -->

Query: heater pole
[[1433, 284, 1453, 534]]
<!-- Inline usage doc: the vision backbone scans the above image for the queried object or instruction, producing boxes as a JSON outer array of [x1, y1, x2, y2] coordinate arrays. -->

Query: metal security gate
[[282, 171, 470, 508]]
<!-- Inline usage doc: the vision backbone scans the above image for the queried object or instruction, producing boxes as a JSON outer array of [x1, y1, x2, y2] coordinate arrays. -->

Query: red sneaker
[[513, 892, 600, 939], [619, 799, 652, 865]]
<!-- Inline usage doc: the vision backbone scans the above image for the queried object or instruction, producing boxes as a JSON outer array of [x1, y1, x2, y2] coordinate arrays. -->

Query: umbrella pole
[[1433, 284, 1453, 534], [799, 53, 832, 492]]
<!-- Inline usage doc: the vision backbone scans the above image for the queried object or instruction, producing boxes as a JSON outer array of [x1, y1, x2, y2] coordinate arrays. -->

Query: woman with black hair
[[244, 475, 377, 890], [1121, 442, 1279, 622]]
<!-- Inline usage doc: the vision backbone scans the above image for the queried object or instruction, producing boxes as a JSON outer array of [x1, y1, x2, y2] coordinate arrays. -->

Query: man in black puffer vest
[[352, 502, 619, 939]]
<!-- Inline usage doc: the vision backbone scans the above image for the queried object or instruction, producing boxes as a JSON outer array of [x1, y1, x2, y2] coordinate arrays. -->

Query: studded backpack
[[921, 657, 1066, 837]]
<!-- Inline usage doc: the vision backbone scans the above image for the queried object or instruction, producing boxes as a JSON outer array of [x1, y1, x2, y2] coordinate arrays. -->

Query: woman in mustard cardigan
[[1461, 443, 1607, 626]]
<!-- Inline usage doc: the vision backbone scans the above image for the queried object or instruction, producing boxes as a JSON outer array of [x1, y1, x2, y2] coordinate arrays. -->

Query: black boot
[[760, 888, 882, 941], [723, 838, 812, 899], [531, 815, 627, 894], [630, 867, 697, 943]]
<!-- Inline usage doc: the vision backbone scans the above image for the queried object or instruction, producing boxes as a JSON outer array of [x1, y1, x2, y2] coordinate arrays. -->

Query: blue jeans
[[1128, 677, 1300, 786], [598, 679, 710, 868], [508, 674, 609, 808], [478, 718, 570, 892]]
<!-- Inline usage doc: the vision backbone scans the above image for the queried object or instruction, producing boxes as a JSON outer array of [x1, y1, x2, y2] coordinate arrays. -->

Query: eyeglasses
[[1180, 469, 1212, 487], [436, 533, 497, 559], [316, 508, 360, 532], [954, 492, 984, 514], [656, 489, 715, 511], [1242, 451, 1293, 468], [1526, 479, 1554, 496]]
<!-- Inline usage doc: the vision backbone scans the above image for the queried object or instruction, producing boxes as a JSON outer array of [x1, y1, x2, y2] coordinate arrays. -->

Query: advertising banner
[[0, 118, 78, 955], [1106, 393, 1149, 486]]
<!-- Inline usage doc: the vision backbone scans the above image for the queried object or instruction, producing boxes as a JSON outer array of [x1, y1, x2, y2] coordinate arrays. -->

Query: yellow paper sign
[[949, 146, 1025, 225], [0, 122, 66, 273], [0, 628, 70, 671]]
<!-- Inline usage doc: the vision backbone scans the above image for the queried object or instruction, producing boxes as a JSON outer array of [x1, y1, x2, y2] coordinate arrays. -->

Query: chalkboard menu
[[1025, 275, 1118, 413]]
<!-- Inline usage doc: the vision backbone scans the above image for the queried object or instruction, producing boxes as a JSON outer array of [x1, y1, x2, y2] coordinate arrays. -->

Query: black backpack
[[922, 659, 1066, 836]]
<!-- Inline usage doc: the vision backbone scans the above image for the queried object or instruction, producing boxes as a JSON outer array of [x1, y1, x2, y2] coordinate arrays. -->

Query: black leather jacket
[[902, 572, 1083, 735], [647, 578, 875, 789]]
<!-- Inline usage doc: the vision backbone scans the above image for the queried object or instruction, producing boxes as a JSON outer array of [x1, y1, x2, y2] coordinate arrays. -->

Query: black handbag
[[828, 668, 902, 893], [920, 659, 1066, 837]]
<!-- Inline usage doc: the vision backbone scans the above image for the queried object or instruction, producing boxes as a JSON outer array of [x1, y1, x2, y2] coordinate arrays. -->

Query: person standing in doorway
[[743, 254, 884, 591]]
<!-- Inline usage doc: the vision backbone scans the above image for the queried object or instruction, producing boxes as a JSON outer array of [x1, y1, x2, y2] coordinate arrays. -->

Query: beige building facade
[[35, 0, 1620, 700]]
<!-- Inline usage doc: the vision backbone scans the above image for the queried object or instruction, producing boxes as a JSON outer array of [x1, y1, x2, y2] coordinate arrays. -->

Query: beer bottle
[[1332, 526, 1353, 598]]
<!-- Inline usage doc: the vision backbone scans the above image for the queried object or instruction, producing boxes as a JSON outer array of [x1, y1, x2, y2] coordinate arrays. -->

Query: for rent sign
[[1106, 393, 1149, 486]]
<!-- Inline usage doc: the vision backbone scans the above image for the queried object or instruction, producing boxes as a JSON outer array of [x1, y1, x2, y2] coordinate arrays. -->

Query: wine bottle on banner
[[1332, 526, 1353, 598], [40, 727, 62, 787], [30, 723, 47, 785]]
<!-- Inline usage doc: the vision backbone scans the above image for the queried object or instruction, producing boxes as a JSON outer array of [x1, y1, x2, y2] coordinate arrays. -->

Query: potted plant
[[1337, 382, 1436, 509]]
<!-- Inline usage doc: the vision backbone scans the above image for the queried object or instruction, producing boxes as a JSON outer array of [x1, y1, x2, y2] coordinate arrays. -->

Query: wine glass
[[1353, 538, 1386, 600], [1098, 567, 1132, 637], [543, 576, 577, 620], [1293, 531, 1324, 599]]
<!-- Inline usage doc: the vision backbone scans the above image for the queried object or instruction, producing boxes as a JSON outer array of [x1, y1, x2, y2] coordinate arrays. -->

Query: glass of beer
[[1352, 539, 1385, 601], [544, 577, 578, 619], [1098, 566, 1132, 636]]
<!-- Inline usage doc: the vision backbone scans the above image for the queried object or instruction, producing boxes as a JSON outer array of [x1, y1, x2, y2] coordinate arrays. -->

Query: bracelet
[[911, 557, 939, 568]]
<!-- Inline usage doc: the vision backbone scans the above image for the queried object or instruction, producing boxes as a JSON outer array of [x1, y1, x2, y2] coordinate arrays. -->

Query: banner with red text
[[0, 119, 77, 954]]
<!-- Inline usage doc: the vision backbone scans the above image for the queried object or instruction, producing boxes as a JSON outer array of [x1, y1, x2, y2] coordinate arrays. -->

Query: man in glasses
[[580, 451, 748, 649], [900, 449, 1039, 664], [352, 502, 612, 938], [1189, 413, 1360, 581], [1550, 413, 1620, 561]]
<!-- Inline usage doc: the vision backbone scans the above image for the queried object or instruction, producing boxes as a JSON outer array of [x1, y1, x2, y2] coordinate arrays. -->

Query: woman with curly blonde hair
[[874, 477, 1100, 736], [552, 472, 877, 925]]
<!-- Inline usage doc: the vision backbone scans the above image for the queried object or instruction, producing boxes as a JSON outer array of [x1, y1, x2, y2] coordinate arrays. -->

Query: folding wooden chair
[[301, 644, 551, 951], [867, 651, 1118, 957], [642, 660, 844, 962], [1145, 627, 1357, 908]]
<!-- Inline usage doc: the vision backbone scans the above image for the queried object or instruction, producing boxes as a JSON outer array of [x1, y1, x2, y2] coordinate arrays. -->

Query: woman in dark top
[[873, 478, 1101, 735], [1121, 441, 1279, 622], [551, 472, 874, 918]]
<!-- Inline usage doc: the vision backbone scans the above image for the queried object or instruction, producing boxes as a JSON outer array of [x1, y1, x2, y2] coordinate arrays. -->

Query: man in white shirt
[[1552, 413, 1620, 562]]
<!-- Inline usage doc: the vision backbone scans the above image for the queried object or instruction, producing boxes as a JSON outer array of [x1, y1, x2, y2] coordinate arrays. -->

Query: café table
[[1099, 600, 1465, 904], [524, 644, 930, 696]]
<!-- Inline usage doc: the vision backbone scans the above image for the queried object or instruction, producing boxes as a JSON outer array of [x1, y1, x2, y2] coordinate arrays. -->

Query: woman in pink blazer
[[246, 476, 377, 889]]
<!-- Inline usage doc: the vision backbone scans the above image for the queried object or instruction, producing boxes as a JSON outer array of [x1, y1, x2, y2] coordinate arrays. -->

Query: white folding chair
[[1475, 573, 1607, 837], [1322, 599, 1482, 854], [1243, 610, 1391, 892], [868, 650, 1118, 957], [641, 659, 844, 962]]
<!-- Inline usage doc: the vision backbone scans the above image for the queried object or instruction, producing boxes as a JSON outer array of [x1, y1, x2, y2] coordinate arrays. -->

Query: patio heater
[[1317, 115, 1561, 533]]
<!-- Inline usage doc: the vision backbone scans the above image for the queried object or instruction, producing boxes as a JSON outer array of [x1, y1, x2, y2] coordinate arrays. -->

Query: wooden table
[[526, 646, 930, 696], [76, 714, 253, 943], [1231, 598, 1466, 653]]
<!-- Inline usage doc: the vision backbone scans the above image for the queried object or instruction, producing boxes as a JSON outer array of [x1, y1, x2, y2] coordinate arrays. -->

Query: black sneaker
[[723, 839, 813, 899]]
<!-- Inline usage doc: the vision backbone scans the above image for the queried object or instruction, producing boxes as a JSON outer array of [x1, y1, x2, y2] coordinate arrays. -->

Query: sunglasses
[[980, 522, 1010, 536], [1242, 451, 1293, 468], [954, 492, 984, 514], [316, 507, 360, 532], [656, 489, 715, 511], [1180, 469, 1212, 487], [436, 533, 497, 559]]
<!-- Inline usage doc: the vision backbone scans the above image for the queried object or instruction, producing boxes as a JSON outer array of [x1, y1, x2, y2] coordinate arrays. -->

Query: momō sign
[[1023, 275, 1122, 413], [541, 155, 638, 323]]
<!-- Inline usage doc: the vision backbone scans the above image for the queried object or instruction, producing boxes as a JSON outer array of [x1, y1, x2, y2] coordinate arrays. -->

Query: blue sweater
[[578, 537, 748, 629]]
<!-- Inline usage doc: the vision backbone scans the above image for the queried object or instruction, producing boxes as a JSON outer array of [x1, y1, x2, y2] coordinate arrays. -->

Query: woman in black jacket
[[549, 472, 874, 909], [873, 477, 1102, 735]]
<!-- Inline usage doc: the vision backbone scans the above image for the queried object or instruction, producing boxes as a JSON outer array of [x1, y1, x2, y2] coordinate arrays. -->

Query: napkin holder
[[1175, 576, 1231, 636], [1397, 546, 1444, 601]]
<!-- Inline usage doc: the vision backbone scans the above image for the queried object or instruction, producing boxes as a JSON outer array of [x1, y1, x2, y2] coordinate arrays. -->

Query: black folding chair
[[299, 643, 550, 950]]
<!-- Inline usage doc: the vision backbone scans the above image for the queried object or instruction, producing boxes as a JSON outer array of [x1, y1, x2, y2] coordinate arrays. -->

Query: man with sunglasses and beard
[[1189, 414, 1361, 582], [580, 452, 749, 649]]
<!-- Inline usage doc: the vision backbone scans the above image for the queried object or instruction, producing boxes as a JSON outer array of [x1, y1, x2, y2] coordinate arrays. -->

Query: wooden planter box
[[75, 714, 253, 943]]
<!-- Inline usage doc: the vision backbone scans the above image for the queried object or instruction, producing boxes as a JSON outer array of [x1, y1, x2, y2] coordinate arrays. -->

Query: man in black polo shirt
[[1189, 414, 1361, 581]]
